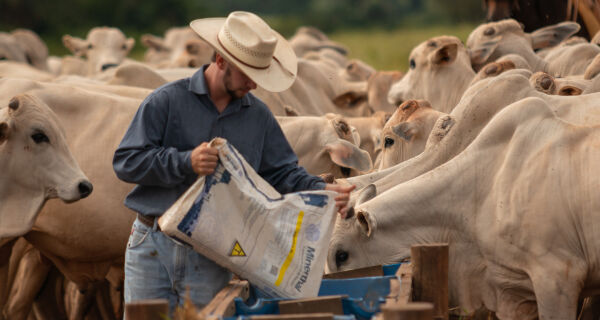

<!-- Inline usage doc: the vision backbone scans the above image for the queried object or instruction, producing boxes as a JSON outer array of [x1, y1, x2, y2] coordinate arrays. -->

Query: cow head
[[63, 27, 135, 75], [0, 94, 92, 238], [377, 100, 447, 170], [0, 32, 28, 64], [323, 116, 372, 177], [388, 36, 473, 114], [467, 19, 579, 71]]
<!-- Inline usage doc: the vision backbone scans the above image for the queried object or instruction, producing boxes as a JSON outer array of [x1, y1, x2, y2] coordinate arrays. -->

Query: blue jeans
[[124, 216, 231, 315]]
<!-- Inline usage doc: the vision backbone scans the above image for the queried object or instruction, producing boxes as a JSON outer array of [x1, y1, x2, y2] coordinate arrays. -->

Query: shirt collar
[[189, 64, 251, 107]]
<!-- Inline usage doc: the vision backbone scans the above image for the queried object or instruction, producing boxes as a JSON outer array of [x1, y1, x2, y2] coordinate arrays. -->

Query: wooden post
[[411, 244, 449, 320], [125, 299, 169, 320], [381, 302, 434, 320], [198, 279, 249, 318], [278, 295, 346, 315]]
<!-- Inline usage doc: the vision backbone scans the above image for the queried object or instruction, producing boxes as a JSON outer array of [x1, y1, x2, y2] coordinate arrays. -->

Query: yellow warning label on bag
[[230, 240, 246, 257]]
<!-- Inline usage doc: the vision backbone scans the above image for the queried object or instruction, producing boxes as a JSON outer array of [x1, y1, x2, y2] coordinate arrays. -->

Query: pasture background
[[1, 0, 484, 72]]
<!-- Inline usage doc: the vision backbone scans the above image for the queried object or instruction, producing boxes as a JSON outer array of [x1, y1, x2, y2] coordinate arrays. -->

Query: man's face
[[223, 64, 257, 99]]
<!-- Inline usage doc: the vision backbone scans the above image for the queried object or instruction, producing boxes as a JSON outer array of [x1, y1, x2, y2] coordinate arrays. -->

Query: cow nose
[[101, 63, 118, 71], [78, 180, 93, 198]]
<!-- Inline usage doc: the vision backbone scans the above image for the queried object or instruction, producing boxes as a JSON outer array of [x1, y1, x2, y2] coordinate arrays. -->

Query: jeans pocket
[[127, 221, 150, 249]]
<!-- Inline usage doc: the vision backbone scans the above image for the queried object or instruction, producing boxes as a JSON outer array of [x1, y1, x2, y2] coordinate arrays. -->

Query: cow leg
[[530, 270, 583, 320], [4, 245, 52, 320], [31, 266, 68, 320], [95, 280, 117, 320], [0, 237, 17, 320], [64, 280, 99, 320]]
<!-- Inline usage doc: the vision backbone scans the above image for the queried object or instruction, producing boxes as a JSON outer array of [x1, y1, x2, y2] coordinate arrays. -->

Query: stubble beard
[[224, 67, 245, 100]]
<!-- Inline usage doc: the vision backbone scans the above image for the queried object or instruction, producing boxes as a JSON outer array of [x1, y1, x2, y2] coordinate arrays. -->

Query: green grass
[[329, 24, 476, 72]]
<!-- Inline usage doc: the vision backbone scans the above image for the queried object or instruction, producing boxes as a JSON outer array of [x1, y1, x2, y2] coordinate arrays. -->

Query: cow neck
[[0, 179, 46, 239]]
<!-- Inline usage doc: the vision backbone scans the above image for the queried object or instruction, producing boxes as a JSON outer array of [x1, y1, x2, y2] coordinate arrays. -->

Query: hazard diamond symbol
[[230, 240, 246, 257]]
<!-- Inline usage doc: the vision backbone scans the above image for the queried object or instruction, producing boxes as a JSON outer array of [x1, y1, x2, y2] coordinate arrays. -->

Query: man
[[113, 11, 355, 312]]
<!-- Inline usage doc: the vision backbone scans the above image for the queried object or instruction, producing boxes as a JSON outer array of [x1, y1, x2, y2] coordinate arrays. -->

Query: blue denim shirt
[[113, 66, 325, 216]]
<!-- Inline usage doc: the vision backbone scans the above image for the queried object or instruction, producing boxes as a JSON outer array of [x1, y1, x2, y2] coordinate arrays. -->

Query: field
[[329, 24, 477, 72], [43, 24, 477, 73]]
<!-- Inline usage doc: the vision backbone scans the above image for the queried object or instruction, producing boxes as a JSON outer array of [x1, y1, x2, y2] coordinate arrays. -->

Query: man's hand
[[325, 183, 356, 218], [191, 142, 219, 175]]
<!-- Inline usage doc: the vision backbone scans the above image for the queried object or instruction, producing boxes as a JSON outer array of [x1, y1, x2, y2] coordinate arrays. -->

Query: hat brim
[[190, 17, 297, 93]]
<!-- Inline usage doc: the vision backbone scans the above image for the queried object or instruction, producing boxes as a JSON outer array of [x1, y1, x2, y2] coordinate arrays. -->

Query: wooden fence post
[[125, 299, 169, 320], [411, 243, 449, 320], [381, 302, 434, 320]]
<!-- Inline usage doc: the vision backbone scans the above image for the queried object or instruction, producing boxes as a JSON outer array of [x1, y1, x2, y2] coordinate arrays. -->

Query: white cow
[[0, 93, 92, 318], [328, 97, 600, 319], [277, 114, 372, 178], [0, 94, 92, 241], [529, 72, 590, 96], [377, 100, 448, 170], [62, 27, 135, 75], [141, 26, 213, 68], [343, 69, 600, 207], [387, 36, 475, 114], [467, 19, 580, 74]]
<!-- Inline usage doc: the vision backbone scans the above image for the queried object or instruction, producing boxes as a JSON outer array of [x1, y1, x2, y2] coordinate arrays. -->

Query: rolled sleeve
[[113, 92, 195, 187]]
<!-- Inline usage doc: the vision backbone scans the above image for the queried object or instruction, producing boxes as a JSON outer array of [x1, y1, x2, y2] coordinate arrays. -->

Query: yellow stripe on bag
[[275, 211, 304, 286]]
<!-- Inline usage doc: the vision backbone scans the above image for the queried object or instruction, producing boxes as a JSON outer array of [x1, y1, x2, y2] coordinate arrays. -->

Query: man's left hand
[[325, 183, 356, 217]]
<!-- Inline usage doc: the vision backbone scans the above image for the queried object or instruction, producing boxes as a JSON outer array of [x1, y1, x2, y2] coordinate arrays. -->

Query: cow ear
[[392, 122, 417, 142], [124, 38, 135, 53], [356, 210, 375, 237], [469, 36, 500, 67], [141, 34, 169, 52], [584, 55, 600, 80], [430, 43, 458, 65], [530, 21, 580, 50], [325, 139, 373, 173], [333, 90, 367, 109], [62, 35, 88, 57], [355, 184, 377, 206], [425, 115, 455, 148]]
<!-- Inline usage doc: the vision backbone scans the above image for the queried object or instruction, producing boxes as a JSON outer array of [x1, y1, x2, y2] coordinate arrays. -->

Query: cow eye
[[484, 27, 495, 36], [335, 250, 349, 268], [121, 44, 127, 50], [31, 131, 49, 144], [409, 59, 416, 69], [384, 137, 394, 148], [340, 166, 351, 177], [87, 44, 93, 49]]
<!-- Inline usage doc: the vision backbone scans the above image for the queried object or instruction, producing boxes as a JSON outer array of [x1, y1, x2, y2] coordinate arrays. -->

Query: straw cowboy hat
[[190, 11, 297, 92]]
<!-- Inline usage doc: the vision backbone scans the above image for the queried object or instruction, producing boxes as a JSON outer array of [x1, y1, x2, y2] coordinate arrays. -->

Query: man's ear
[[356, 210, 376, 237], [62, 35, 89, 57]]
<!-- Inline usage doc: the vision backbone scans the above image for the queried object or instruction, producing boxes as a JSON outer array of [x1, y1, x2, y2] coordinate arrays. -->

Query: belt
[[137, 213, 160, 230]]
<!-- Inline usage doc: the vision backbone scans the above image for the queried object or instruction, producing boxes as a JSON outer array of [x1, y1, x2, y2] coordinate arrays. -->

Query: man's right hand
[[191, 142, 219, 176]]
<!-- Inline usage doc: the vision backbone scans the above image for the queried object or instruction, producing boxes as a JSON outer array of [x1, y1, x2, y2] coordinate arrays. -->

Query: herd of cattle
[[1, 18, 600, 319]]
